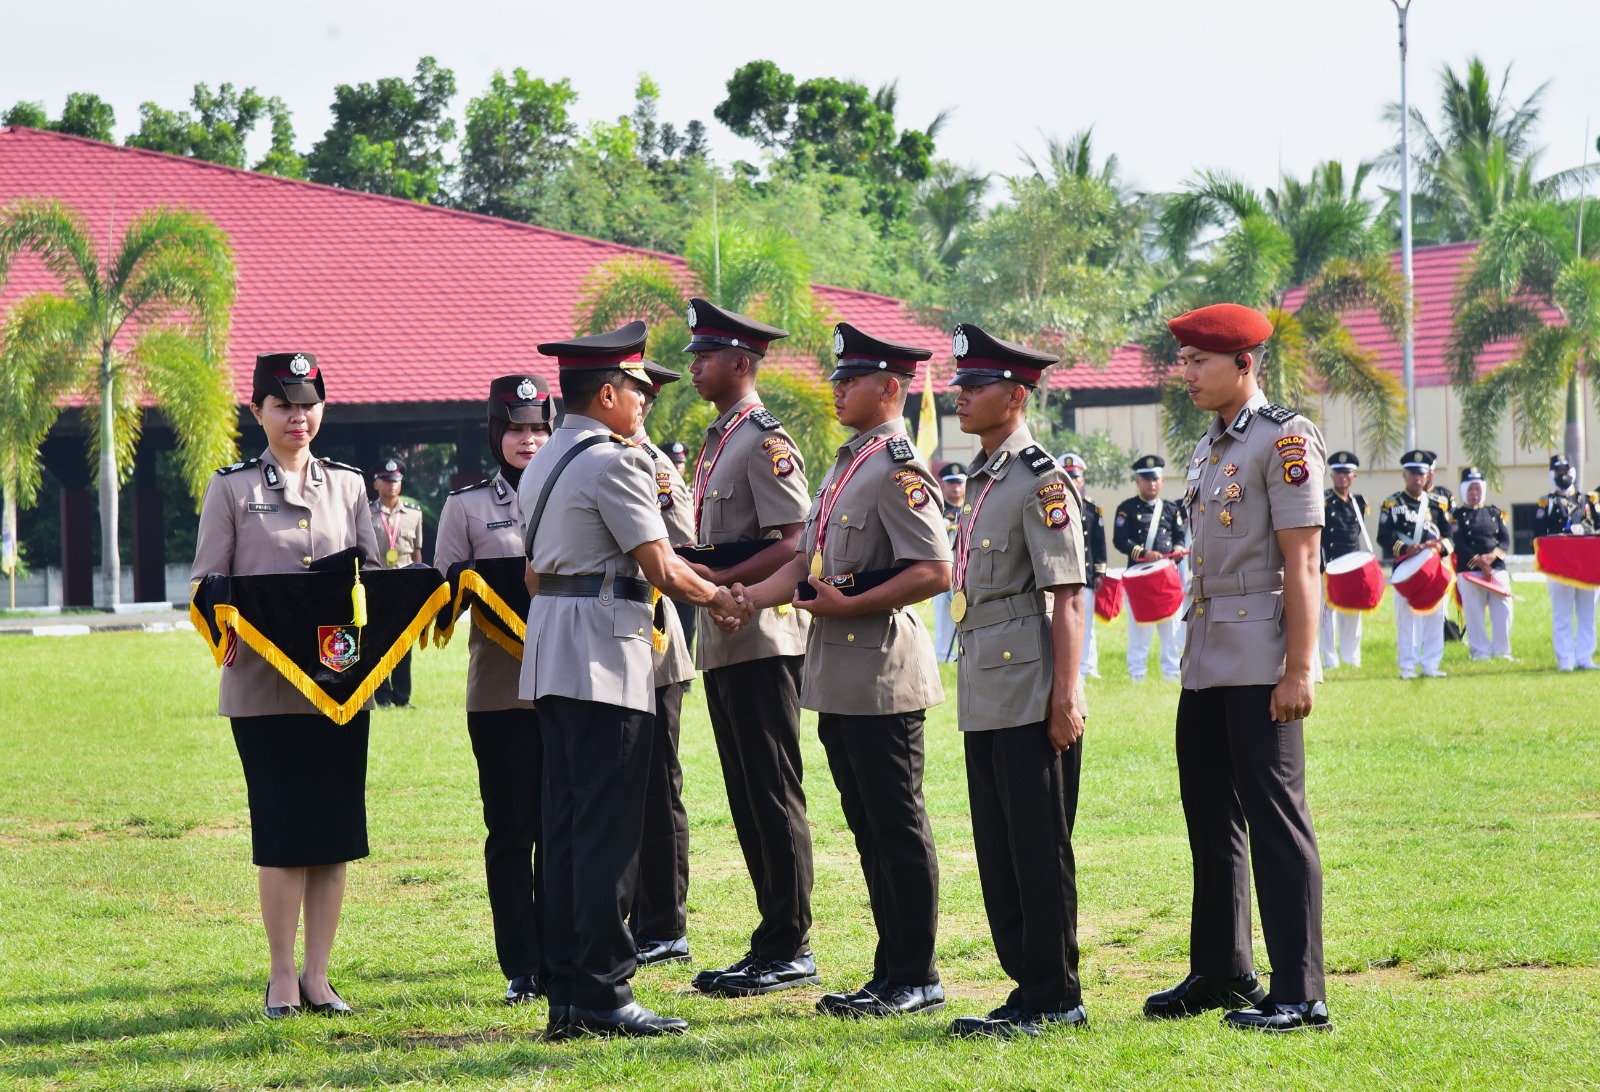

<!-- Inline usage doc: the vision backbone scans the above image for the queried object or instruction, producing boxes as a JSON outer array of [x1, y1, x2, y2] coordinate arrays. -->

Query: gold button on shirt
[[1178, 393, 1326, 690]]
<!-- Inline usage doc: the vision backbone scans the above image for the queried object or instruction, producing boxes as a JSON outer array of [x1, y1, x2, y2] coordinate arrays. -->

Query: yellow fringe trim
[[211, 582, 450, 725], [431, 569, 527, 659], [190, 596, 229, 666]]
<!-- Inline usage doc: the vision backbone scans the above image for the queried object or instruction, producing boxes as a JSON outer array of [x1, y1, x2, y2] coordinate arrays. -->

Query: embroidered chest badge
[[1219, 508, 1234, 527], [1222, 482, 1242, 501], [1223, 463, 1238, 477]]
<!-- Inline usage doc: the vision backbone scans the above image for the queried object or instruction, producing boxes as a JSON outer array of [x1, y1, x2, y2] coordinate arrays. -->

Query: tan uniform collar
[[1214, 390, 1270, 442], [841, 418, 903, 456], [258, 448, 320, 503], [491, 471, 514, 505], [562, 413, 609, 435], [711, 390, 763, 430], [966, 423, 1036, 481]]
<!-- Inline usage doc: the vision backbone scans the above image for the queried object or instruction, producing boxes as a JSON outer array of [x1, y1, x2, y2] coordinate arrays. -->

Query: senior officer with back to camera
[[728, 322, 951, 1019], [191, 352, 380, 1018], [1142, 303, 1331, 1033], [941, 323, 1090, 1040], [516, 321, 743, 1039], [678, 298, 821, 998], [432, 373, 553, 1006]]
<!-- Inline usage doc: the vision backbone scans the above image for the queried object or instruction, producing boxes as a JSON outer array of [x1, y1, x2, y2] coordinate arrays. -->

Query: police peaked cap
[[254, 352, 325, 405], [682, 297, 788, 356], [662, 440, 689, 458], [641, 359, 683, 393], [1167, 303, 1274, 353], [1399, 449, 1434, 470], [538, 321, 650, 383], [936, 462, 967, 483], [1460, 466, 1485, 484], [1132, 454, 1165, 477], [1059, 452, 1087, 473], [374, 457, 405, 480], [488, 374, 551, 425], [1328, 451, 1360, 470], [828, 322, 932, 381], [946, 323, 1059, 388]]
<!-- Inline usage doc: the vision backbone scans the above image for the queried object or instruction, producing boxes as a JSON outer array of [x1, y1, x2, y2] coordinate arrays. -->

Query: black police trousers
[[466, 708, 545, 982], [539, 695, 653, 1010], [631, 681, 689, 941], [703, 655, 813, 960], [375, 650, 412, 706], [964, 721, 1082, 1012], [1176, 685, 1325, 1001], [818, 711, 939, 986]]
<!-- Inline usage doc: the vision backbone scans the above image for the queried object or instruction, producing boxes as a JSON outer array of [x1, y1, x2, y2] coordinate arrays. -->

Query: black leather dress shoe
[[299, 977, 352, 1015], [1222, 999, 1332, 1033], [564, 1001, 688, 1037], [845, 982, 946, 1019], [545, 1005, 572, 1041], [1143, 972, 1267, 1019], [816, 977, 886, 1016], [948, 1003, 1087, 1038], [636, 936, 691, 967], [263, 983, 300, 1019], [505, 975, 544, 1004], [706, 951, 820, 996], [692, 952, 756, 992]]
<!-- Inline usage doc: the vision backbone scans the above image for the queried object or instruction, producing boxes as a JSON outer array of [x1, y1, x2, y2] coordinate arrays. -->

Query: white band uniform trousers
[[1458, 571, 1513, 660], [1547, 579, 1598, 670]]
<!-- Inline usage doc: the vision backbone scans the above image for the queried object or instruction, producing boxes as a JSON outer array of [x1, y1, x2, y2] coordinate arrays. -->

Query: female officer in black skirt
[[432, 375, 552, 1004], [190, 352, 381, 1018]]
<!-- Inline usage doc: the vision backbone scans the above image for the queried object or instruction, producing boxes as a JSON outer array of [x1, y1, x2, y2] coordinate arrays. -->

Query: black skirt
[[231, 712, 371, 867]]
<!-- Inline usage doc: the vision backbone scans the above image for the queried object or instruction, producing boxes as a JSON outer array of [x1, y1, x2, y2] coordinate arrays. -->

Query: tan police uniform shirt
[[954, 425, 1088, 732], [1179, 391, 1326, 690], [191, 449, 381, 717], [433, 472, 533, 713], [796, 421, 949, 716], [635, 430, 695, 689], [371, 497, 425, 567], [517, 414, 670, 714], [693, 391, 812, 670]]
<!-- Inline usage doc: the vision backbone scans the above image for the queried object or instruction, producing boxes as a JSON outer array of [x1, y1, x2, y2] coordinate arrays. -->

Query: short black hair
[[558, 367, 628, 412]]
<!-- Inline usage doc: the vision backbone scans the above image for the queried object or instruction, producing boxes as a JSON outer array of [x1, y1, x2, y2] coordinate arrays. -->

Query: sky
[[5, 0, 1598, 199]]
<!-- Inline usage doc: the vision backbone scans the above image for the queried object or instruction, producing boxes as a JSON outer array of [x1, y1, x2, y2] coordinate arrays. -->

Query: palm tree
[[1147, 162, 1408, 458], [1447, 198, 1598, 478], [573, 206, 843, 477], [0, 199, 237, 606], [911, 161, 990, 278]]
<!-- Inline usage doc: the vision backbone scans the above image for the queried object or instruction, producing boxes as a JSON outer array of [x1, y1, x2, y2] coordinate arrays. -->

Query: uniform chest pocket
[[1209, 482, 1247, 540], [827, 505, 870, 565], [703, 480, 739, 535], [971, 531, 1011, 589]]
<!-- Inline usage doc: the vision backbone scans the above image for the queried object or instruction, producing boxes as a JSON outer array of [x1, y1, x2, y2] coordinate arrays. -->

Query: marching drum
[[1094, 568, 1125, 622], [1534, 535, 1600, 589], [1122, 559, 1186, 624], [1324, 550, 1384, 612], [1389, 549, 1452, 612]]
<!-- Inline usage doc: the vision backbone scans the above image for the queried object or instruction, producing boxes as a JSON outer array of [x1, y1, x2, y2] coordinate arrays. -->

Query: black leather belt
[[535, 573, 654, 603]]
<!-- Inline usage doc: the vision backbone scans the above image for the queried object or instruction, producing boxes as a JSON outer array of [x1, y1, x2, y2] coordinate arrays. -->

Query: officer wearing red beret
[[1143, 303, 1332, 1033]]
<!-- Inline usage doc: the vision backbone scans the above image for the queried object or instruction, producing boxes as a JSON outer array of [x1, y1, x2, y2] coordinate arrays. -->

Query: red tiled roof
[[1281, 240, 1563, 388], [0, 127, 965, 404]]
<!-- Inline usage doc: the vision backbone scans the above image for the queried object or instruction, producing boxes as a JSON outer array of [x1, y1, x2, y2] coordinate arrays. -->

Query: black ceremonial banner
[[794, 564, 909, 602], [673, 539, 774, 570], [430, 556, 530, 660], [191, 566, 448, 725]]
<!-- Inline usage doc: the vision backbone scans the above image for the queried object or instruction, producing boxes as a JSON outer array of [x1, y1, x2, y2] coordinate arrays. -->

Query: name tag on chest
[[247, 503, 278, 513], [487, 519, 516, 530]]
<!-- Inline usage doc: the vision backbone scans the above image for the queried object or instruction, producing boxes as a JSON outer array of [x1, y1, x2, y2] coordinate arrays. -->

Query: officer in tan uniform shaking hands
[[1142, 303, 1331, 1033], [939, 324, 1090, 1040], [517, 322, 743, 1040], [727, 323, 952, 1019], [679, 298, 821, 998]]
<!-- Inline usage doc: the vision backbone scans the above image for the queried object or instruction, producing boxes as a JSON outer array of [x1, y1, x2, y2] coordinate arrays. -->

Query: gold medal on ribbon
[[949, 589, 968, 623], [386, 548, 400, 566], [809, 553, 824, 579]]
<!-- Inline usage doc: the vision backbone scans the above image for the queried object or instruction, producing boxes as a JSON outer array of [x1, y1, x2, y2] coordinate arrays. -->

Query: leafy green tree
[[0, 200, 237, 605], [1447, 199, 1600, 477], [715, 61, 938, 228], [306, 57, 457, 203], [1147, 160, 1406, 458], [253, 98, 305, 179], [572, 211, 841, 474], [458, 69, 579, 221], [3, 92, 117, 141], [911, 161, 990, 280], [126, 83, 267, 168]]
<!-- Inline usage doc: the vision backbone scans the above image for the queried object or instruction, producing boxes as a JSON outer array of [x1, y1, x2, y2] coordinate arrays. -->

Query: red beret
[[1168, 303, 1274, 353]]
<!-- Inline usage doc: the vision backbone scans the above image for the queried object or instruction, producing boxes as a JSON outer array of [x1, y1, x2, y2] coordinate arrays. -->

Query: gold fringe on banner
[[207, 582, 450, 725], [432, 569, 528, 660], [190, 598, 229, 666]]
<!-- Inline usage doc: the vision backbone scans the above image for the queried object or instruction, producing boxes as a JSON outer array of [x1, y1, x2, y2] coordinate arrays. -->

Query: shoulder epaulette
[[215, 458, 260, 476], [1018, 444, 1056, 476], [886, 436, 916, 464], [750, 407, 782, 431], [639, 440, 661, 461], [318, 458, 363, 475], [1093, 503, 1103, 516], [1256, 403, 1299, 425], [1382, 497, 1397, 508], [449, 478, 493, 496], [402, 499, 421, 510]]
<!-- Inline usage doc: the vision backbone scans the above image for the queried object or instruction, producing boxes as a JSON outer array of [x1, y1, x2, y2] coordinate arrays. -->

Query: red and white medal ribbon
[[692, 403, 763, 537], [810, 434, 901, 574], [949, 470, 1000, 621]]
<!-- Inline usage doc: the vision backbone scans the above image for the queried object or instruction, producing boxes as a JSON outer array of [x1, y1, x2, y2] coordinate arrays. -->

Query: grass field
[[2, 588, 1598, 1090]]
